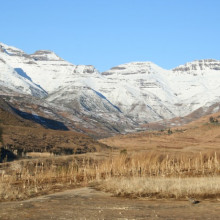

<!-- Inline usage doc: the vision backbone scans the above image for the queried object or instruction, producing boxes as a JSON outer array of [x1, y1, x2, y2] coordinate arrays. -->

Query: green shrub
[[209, 116, 218, 124], [167, 128, 173, 135]]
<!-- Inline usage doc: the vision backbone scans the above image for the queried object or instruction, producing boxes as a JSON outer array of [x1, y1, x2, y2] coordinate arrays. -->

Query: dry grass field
[[0, 150, 219, 201], [1, 111, 220, 201], [94, 151, 220, 199], [97, 176, 220, 199], [0, 154, 101, 201], [100, 112, 220, 154], [96, 112, 220, 199]]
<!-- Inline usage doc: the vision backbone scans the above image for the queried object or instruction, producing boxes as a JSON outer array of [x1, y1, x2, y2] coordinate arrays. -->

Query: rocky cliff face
[[1, 42, 220, 136], [173, 59, 220, 72]]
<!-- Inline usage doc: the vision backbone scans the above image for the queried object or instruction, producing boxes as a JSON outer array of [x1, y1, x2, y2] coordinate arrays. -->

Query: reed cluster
[[97, 151, 220, 178], [0, 151, 219, 201], [0, 157, 96, 201], [94, 151, 220, 199]]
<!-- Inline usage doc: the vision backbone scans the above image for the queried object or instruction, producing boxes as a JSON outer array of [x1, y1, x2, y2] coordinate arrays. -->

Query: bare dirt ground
[[0, 187, 219, 220]]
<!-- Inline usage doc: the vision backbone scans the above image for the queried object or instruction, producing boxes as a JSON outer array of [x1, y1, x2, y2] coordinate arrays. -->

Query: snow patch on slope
[[0, 60, 47, 97]]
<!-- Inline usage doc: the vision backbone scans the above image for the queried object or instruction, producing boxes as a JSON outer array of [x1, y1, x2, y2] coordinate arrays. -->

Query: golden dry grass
[[96, 176, 220, 199], [95, 115, 220, 199], [1, 113, 220, 201], [0, 156, 97, 201], [96, 151, 220, 178], [0, 151, 220, 201], [94, 151, 220, 199]]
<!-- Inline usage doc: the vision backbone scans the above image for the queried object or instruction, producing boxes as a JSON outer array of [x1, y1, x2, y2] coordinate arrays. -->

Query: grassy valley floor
[[0, 112, 220, 202]]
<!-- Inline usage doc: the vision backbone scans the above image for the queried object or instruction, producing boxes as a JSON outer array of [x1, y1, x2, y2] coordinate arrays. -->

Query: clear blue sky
[[1, 0, 220, 72]]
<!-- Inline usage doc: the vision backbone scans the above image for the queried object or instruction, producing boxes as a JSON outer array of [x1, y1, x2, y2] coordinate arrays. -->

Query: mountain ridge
[[1, 42, 220, 137]]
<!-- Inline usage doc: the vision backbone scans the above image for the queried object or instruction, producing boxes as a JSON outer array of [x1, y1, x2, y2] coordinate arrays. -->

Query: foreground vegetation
[[95, 151, 220, 199], [1, 97, 220, 202], [97, 177, 220, 199], [0, 151, 219, 201]]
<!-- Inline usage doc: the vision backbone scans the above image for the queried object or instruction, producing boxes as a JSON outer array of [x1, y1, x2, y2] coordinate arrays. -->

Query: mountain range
[[1, 42, 220, 137]]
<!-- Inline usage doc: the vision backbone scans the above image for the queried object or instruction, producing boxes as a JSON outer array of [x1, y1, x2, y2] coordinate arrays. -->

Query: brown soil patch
[[0, 187, 219, 220]]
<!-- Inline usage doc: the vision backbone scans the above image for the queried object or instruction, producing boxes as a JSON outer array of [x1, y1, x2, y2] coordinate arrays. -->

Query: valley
[[1, 42, 220, 219], [0, 109, 220, 219]]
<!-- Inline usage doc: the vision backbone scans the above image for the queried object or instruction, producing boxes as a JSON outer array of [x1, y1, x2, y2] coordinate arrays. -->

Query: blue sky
[[1, 0, 220, 72]]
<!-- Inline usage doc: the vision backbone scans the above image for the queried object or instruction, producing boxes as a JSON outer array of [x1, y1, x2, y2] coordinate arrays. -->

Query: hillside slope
[[0, 98, 110, 157], [100, 111, 220, 154], [1, 42, 220, 135]]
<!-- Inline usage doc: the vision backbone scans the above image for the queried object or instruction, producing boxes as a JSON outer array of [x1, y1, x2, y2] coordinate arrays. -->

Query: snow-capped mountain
[[1, 42, 220, 136], [0, 56, 47, 98], [96, 60, 220, 123], [100, 62, 178, 122], [171, 59, 220, 115], [0, 43, 135, 136]]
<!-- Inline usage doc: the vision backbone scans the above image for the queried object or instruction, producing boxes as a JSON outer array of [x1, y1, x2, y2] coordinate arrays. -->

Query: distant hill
[[0, 98, 110, 159], [100, 110, 220, 154]]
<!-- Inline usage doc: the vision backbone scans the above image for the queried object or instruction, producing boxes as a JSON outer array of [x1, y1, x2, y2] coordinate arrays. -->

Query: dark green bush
[[167, 128, 173, 135], [209, 116, 218, 124]]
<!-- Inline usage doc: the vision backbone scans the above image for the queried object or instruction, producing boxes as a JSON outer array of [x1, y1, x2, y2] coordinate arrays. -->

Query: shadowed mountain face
[[14, 68, 32, 82], [11, 107, 69, 131], [0, 94, 132, 138], [0, 97, 68, 130], [0, 99, 110, 159]]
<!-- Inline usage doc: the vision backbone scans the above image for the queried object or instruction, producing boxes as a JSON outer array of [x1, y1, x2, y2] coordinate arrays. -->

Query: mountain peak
[[30, 50, 63, 61], [173, 59, 220, 73], [102, 61, 165, 76], [0, 42, 26, 56]]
